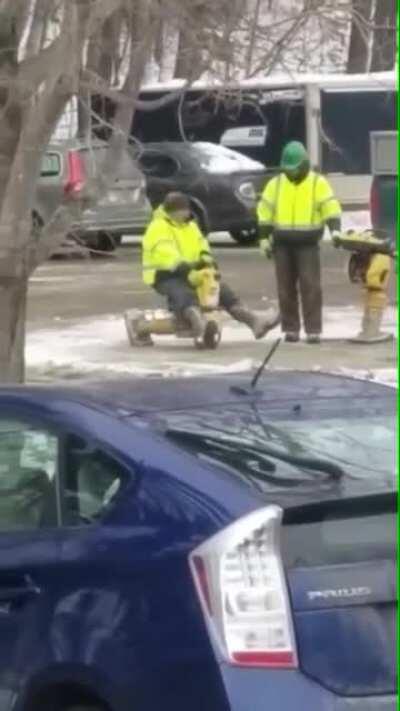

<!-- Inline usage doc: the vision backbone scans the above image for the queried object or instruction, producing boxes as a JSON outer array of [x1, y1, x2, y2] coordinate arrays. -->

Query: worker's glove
[[331, 230, 342, 248], [260, 237, 273, 259]]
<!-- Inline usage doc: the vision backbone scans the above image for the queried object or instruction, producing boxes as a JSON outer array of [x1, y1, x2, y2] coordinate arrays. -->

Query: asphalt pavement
[[26, 239, 397, 382]]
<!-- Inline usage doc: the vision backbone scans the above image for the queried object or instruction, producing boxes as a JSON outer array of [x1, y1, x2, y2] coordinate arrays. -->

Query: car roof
[[0, 372, 394, 418]]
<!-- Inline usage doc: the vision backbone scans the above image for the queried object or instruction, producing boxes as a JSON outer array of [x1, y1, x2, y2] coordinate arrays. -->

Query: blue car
[[0, 372, 396, 711]]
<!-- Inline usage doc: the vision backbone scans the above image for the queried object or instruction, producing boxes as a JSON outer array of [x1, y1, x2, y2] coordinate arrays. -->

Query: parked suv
[[370, 131, 397, 247], [34, 141, 152, 251], [137, 142, 271, 244]]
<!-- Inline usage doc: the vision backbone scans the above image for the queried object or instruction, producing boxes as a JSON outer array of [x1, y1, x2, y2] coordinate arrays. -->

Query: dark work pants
[[154, 276, 239, 317], [274, 243, 322, 335]]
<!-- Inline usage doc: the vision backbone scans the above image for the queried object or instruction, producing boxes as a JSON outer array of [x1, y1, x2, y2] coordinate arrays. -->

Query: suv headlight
[[237, 181, 257, 203]]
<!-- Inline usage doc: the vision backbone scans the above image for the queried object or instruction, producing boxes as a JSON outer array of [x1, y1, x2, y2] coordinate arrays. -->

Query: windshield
[[194, 142, 265, 174], [162, 404, 396, 493]]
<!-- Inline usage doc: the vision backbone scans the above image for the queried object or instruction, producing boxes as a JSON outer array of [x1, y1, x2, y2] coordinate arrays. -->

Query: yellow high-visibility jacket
[[142, 207, 211, 286], [257, 171, 341, 244]]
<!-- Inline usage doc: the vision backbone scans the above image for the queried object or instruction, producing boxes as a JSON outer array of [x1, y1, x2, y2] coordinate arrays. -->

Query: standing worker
[[257, 141, 342, 344]]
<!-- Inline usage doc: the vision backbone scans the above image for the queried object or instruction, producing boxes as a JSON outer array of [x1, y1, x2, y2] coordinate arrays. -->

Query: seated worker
[[138, 191, 279, 344]]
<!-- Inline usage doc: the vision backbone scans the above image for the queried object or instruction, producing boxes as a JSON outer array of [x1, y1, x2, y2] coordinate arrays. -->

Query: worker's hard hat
[[281, 141, 309, 171]]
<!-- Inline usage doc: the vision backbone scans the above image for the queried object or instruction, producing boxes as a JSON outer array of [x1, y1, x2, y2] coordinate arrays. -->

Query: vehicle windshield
[[193, 142, 265, 174], [163, 405, 396, 493]]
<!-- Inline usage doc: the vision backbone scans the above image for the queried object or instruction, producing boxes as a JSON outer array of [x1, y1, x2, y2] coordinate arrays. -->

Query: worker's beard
[[285, 160, 310, 184]]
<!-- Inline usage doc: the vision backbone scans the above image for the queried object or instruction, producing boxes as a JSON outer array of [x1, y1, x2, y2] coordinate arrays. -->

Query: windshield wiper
[[166, 428, 345, 482]]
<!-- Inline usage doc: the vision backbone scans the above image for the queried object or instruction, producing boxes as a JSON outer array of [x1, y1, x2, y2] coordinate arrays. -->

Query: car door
[[0, 414, 62, 711]]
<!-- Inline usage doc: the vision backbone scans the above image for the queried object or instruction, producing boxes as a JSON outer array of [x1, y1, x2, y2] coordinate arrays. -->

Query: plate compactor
[[333, 229, 395, 344], [124, 266, 222, 350]]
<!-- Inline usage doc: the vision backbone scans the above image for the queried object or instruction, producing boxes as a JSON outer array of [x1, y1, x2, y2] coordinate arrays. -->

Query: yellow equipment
[[124, 266, 222, 350], [333, 230, 394, 344]]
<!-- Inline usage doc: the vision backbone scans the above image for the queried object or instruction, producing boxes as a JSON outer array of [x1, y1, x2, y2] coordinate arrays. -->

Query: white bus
[[128, 71, 396, 208]]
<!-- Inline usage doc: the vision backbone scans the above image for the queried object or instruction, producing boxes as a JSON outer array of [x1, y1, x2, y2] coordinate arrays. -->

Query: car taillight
[[370, 180, 379, 227], [190, 506, 297, 669], [64, 150, 86, 197]]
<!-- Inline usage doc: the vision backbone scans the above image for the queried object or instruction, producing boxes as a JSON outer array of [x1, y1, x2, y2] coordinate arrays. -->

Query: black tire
[[95, 232, 117, 252], [31, 212, 44, 239], [230, 228, 257, 246], [203, 320, 221, 350], [190, 201, 210, 236]]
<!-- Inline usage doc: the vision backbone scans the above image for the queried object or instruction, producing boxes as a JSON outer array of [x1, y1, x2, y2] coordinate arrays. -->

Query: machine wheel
[[230, 228, 257, 246], [203, 320, 221, 350]]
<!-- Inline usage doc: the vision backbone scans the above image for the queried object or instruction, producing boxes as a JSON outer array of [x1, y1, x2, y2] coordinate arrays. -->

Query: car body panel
[[35, 142, 151, 242]]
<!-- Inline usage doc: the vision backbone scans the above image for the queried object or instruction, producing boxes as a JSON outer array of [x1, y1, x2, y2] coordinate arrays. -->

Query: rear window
[[79, 146, 140, 181], [164, 409, 396, 493], [41, 152, 61, 177], [282, 505, 396, 567], [163, 404, 396, 566]]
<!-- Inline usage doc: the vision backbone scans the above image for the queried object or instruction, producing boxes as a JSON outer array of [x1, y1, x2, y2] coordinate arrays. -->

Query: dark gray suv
[[34, 141, 152, 251], [137, 142, 270, 244]]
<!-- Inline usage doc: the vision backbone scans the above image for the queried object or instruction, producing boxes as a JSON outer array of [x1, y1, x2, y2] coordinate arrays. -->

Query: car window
[[139, 153, 179, 179], [0, 419, 59, 530], [40, 152, 61, 177], [63, 435, 128, 525]]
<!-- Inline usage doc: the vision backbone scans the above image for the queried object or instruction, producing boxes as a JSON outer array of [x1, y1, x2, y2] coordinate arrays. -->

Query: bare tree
[[0, 0, 186, 383], [370, 0, 396, 71], [347, 0, 374, 72]]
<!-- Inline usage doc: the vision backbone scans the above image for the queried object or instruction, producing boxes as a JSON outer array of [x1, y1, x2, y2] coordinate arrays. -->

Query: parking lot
[[26, 235, 397, 383]]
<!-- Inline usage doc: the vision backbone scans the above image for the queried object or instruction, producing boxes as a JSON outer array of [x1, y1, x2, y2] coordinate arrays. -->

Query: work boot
[[183, 306, 207, 341], [124, 311, 154, 347], [229, 304, 280, 339], [306, 333, 321, 345], [284, 332, 300, 343]]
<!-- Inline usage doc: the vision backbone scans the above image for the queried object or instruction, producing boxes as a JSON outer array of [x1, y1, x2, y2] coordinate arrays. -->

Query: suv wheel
[[190, 201, 210, 236], [31, 212, 44, 239], [94, 232, 117, 252], [230, 228, 257, 245]]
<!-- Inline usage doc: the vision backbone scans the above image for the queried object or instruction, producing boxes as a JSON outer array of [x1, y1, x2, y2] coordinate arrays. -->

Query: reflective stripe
[[318, 195, 336, 207], [274, 224, 323, 231], [310, 173, 319, 224], [274, 174, 282, 222]]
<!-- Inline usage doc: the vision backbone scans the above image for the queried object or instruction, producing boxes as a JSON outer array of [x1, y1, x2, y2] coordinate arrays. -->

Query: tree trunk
[[0, 276, 28, 383], [370, 0, 396, 71], [347, 0, 374, 73]]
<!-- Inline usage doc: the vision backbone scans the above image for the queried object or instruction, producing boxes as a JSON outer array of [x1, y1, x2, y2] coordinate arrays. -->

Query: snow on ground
[[26, 305, 397, 383]]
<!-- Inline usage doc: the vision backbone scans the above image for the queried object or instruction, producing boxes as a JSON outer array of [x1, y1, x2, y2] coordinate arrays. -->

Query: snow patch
[[26, 306, 396, 381], [194, 142, 265, 174]]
